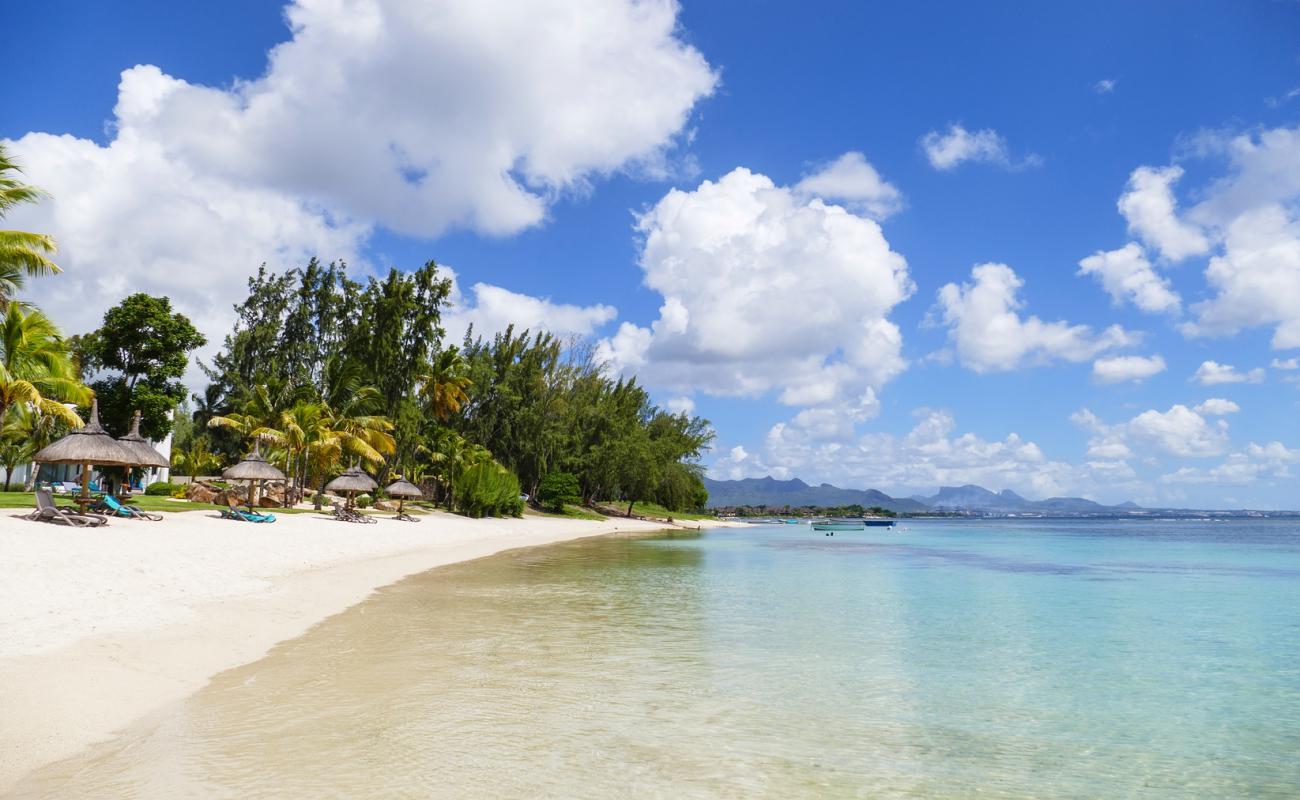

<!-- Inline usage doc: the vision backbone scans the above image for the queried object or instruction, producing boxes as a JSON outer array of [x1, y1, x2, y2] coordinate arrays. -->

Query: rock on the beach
[[186, 483, 218, 504]]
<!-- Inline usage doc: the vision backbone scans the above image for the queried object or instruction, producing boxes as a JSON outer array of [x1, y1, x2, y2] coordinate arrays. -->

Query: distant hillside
[[705, 477, 1136, 515], [702, 476, 927, 513], [920, 484, 1114, 514]]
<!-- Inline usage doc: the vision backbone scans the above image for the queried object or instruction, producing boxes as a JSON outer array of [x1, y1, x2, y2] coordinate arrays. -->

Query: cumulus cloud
[[1104, 126, 1300, 350], [935, 263, 1137, 373], [1194, 398, 1240, 416], [793, 152, 903, 219], [1077, 404, 1230, 459], [664, 396, 695, 415], [598, 163, 914, 412], [1094, 79, 1117, 94], [4, 0, 715, 360], [712, 408, 1108, 499], [1272, 358, 1300, 370], [441, 268, 617, 344], [1077, 243, 1180, 314], [1188, 206, 1300, 348], [1092, 354, 1167, 384], [920, 124, 1038, 171], [1116, 165, 1210, 261], [1160, 441, 1300, 486], [1192, 360, 1264, 385]]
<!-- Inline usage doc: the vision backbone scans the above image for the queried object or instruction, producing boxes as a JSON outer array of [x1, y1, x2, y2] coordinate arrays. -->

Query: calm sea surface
[[13, 520, 1300, 798]]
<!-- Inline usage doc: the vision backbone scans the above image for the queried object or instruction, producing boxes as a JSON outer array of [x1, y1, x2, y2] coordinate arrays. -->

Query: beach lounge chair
[[220, 499, 276, 523], [332, 504, 376, 524], [93, 494, 163, 522], [28, 488, 108, 527]]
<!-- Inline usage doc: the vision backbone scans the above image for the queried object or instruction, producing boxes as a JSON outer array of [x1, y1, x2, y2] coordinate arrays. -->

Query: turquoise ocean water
[[14, 520, 1300, 798]]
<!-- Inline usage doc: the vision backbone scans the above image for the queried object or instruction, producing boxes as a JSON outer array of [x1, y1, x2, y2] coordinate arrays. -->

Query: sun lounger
[[220, 501, 275, 523], [93, 494, 163, 522], [28, 488, 108, 527], [332, 505, 377, 524]]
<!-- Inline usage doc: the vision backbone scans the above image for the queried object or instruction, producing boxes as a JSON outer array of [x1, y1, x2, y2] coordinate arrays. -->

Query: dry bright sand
[[0, 506, 739, 792]]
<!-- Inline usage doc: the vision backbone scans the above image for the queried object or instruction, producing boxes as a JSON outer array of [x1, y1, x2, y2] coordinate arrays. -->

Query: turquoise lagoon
[[15, 520, 1300, 798]]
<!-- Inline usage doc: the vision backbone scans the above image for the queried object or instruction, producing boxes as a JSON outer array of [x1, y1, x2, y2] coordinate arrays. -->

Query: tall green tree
[[0, 144, 61, 302], [80, 294, 206, 438]]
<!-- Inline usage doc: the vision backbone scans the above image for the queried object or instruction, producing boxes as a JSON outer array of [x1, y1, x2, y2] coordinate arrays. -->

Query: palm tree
[[11, 402, 73, 490], [0, 144, 60, 302], [172, 434, 222, 478], [427, 428, 490, 510], [421, 347, 472, 421], [0, 301, 87, 430], [0, 418, 34, 491], [206, 377, 301, 448]]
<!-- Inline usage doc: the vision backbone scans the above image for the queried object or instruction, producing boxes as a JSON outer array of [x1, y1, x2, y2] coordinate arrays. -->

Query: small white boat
[[811, 519, 864, 532]]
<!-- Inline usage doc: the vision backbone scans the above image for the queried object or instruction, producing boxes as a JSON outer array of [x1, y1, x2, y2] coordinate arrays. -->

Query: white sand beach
[[0, 507, 739, 792]]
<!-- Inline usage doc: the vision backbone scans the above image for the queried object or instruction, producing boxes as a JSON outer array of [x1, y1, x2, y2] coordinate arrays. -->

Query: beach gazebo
[[384, 477, 422, 521], [325, 463, 377, 511], [222, 440, 286, 508], [117, 410, 169, 489], [33, 399, 139, 513]]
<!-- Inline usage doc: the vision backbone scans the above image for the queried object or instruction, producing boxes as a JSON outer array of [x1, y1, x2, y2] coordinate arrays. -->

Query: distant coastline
[[705, 476, 1300, 518]]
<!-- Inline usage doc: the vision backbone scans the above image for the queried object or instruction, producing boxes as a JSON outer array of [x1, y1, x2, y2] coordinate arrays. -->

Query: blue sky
[[4, 0, 1300, 507]]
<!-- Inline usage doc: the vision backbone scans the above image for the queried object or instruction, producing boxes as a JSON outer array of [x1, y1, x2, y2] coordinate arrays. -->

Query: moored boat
[[811, 519, 865, 532]]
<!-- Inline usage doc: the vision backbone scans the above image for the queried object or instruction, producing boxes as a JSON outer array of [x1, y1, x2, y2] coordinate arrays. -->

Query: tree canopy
[[76, 294, 205, 439]]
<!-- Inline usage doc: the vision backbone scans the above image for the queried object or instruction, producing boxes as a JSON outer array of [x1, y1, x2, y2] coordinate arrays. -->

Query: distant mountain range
[[703, 476, 1136, 515]]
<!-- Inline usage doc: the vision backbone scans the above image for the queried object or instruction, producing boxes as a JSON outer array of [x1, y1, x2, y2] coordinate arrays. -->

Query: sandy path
[[0, 507, 739, 792]]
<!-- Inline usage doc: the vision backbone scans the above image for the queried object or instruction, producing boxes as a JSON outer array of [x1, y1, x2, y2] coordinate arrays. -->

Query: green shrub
[[355, 493, 373, 508], [454, 461, 523, 518], [537, 471, 581, 513], [145, 481, 175, 496]]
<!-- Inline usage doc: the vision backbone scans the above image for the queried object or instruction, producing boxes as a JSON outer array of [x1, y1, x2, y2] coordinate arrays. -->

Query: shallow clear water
[[14, 520, 1300, 798]]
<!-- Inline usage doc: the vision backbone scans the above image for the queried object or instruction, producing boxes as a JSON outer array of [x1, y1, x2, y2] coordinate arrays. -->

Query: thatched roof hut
[[33, 399, 137, 467], [384, 477, 422, 498], [325, 464, 377, 495], [117, 410, 169, 468], [223, 441, 286, 482]]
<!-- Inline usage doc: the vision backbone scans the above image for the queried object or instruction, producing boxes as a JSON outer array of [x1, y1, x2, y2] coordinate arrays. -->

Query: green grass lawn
[[529, 503, 607, 521], [0, 491, 321, 514], [596, 500, 716, 521]]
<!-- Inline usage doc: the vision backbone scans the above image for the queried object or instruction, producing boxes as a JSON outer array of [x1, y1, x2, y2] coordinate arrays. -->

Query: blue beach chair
[[93, 494, 163, 521], [220, 499, 276, 523]]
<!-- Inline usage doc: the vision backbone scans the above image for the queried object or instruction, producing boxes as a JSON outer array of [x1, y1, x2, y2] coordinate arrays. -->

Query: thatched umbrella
[[33, 398, 139, 513], [117, 410, 169, 482], [325, 463, 377, 510], [222, 440, 286, 508], [384, 477, 423, 520]]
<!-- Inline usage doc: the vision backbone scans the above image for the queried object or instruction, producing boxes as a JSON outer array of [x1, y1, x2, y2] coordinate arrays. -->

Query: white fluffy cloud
[[441, 268, 616, 344], [5, 0, 715, 358], [1190, 206, 1300, 348], [1077, 404, 1230, 459], [1116, 166, 1209, 261], [598, 161, 914, 412], [1194, 398, 1240, 416], [712, 408, 1118, 500], [1077, 243, 1181, 314], [1272, 358, 1300, 370], [1161, 441, 1300, 486], [920, 124, 1039, 171], [1103, 126, 1300, 351], [1192, 360, 1264, 385], [935, 263, 1136, 373], [1092, 354, 1167, 384], [792, 152, 902, 219]]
